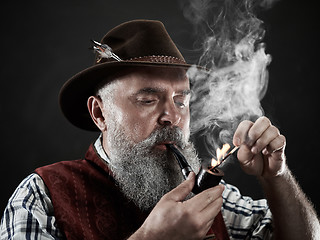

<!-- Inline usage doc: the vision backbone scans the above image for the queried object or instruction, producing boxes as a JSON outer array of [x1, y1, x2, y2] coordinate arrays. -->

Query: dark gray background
[[1, 0, 319, 216]]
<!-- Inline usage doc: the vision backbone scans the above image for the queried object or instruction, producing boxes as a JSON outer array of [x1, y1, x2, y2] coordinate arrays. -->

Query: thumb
[[165, 172, 195, 202]]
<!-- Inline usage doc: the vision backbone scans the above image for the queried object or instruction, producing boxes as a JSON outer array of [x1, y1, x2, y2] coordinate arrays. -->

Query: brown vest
[[35, 144, 230, 240]]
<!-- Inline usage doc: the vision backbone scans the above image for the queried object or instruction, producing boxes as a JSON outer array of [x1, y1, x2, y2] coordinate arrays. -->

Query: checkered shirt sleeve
[[221, 180, 273, 239], [1, 173, 64, 239]]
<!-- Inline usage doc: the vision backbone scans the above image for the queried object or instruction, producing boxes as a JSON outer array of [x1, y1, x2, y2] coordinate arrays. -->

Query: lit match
[[209, 145, 239, 171]]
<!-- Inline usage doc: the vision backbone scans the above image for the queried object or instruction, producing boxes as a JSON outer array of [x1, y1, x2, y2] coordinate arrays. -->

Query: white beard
[[105, 123, 201, 211]]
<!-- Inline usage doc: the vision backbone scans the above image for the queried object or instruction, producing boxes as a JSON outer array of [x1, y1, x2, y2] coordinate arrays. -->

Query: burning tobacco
[[209, 145, 239, 171]]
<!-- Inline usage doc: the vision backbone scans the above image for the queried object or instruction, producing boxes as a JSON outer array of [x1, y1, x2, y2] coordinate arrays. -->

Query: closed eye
[[138, 99, 158, 105], [174, 94, 189, 109], [134, 95, 160, 106], [175, 101, 186, 108]]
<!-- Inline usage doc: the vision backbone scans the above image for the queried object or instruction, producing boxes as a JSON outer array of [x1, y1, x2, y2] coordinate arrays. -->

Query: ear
[[87, 96, 107, 132]]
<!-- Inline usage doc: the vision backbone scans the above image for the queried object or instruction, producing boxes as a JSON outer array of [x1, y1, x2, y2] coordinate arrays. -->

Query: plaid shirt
[[1, 138, 273, 239]]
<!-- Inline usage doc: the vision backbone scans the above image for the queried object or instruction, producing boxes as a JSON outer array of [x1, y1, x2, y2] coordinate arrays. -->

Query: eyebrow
[[133, 87, 191, 96], [180, 89, 191, 96]]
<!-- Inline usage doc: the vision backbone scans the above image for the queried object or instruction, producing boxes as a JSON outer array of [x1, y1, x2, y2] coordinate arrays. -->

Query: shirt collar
[[93, 134, 110, 164]]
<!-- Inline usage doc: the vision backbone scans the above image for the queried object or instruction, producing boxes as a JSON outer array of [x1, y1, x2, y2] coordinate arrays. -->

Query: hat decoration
[[91, 39, 122, 62]]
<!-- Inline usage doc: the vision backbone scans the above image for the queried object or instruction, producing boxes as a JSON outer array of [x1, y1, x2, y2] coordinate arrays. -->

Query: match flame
[[211, 144, 231, 168]]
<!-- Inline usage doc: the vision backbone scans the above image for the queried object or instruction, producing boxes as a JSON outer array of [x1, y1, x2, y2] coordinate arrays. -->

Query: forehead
[[113, 67, 190, 91]]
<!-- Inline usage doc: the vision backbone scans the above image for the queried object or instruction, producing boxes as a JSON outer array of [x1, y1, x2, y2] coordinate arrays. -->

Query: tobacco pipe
[[166, 144, 224, 194], [165, 144, 193, 179]]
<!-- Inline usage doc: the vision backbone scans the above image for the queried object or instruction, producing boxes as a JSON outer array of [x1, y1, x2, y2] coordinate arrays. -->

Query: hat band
[[95, 55, 187, 65], [127, 55, 187, 64]]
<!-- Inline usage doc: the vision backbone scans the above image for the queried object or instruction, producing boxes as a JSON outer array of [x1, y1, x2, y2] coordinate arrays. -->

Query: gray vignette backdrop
[[1, 0, 319, 217]]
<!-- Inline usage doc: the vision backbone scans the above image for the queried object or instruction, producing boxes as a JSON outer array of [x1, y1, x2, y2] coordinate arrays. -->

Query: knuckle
[[258, 116, 271, 126], [279, 134, 286, 142], [254, 137, 263, 146], [192, 219, 204, 233], [206, 195, 215, 205], [189, 217, 204, 234], [248, 129, 259, 140], [269, 125, 280, 136], [240, 120, 253, 128], [176, 207, 186, 219], [278, 134, 286, 146], [204, 188, 220, 201], [179, 205, 193, 219]]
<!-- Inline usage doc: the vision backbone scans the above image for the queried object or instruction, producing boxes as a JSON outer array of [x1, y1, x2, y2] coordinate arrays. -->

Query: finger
[[187, 185, 224, 212], [264, 134, 286, 155], [200, 196, 223, 222], [251, 125, 280, 154], [237, 144, 254, 165], [247, 116, 271, 146], [233, 120, 254, 146], [165, 172, 195, 202], [196, 197, 223, 237]]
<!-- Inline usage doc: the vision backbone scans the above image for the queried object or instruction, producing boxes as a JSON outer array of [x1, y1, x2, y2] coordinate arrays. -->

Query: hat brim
[[59, 60, 194, 131]]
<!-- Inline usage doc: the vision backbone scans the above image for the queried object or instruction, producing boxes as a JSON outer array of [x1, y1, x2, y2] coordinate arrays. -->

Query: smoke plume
[[182, 0, 273, 157]]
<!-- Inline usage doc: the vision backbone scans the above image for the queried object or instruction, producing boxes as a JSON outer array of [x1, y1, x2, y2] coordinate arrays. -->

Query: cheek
[[181, 113, 191, 140], [130, 115, 158, 142], [118, 108, 159, 143]]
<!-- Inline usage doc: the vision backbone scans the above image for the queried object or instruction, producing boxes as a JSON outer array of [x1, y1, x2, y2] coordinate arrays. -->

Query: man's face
[[94, 67, 200, 211], [102, 67, 191, 154]]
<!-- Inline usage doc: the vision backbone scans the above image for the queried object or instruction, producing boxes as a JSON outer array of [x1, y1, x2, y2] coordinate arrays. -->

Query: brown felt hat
[[59, 19, 194, 131]]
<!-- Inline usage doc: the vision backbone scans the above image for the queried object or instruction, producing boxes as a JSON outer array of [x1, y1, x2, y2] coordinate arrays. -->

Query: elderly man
[[1, 20, 319, 240]]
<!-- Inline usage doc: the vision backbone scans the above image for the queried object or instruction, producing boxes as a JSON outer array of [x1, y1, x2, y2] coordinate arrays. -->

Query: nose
[[158, 102, 181, 126]]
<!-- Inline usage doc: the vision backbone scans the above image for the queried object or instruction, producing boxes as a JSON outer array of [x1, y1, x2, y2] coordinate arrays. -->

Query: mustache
[[136, 126, 186, 150]]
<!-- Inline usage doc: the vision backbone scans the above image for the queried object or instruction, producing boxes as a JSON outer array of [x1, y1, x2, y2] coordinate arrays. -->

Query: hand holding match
[[233, 116, 286, 178]]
